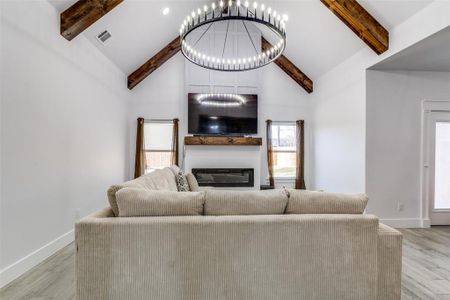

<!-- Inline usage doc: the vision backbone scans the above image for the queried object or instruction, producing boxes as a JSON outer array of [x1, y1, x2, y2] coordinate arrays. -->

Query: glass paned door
[[434, 122, 450, 209], [428, 112, 450, 225]]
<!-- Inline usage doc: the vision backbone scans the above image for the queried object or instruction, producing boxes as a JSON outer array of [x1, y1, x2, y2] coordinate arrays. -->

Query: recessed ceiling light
[[162, 7, 170, 15]]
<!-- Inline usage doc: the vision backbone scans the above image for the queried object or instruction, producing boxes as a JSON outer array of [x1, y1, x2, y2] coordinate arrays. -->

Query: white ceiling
[[370, 25, 450, 72], [49, 0, 433, 79]]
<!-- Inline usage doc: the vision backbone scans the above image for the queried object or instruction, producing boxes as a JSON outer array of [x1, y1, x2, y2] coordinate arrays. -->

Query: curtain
[[134, 118, 146, 179], [171, 118, 179, 166], [266, 120, 275, 187], [295, 120, 306, 189]]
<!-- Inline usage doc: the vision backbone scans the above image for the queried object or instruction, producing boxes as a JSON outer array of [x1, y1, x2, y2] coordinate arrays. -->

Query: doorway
[[423, 105, 450, 226]]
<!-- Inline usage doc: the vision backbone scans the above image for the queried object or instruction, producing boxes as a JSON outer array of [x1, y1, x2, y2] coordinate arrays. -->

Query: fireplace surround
[[192, 168, 254, 188]]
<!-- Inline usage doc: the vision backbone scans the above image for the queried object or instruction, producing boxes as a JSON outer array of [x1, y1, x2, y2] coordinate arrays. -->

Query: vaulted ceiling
[[49, 0, 433, 80]]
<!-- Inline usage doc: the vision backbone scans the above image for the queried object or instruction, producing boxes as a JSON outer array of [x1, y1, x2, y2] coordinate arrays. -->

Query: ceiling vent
[[96, 30, 111, 44]]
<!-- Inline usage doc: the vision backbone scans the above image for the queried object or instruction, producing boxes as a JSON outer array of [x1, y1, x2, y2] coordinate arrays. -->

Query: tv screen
[[188, 93, 258, 136]]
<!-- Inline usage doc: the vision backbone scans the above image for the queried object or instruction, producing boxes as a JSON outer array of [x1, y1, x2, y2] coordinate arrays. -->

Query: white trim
[[0, 230, 74, 288], [423, 100, 450, 111], [266, 177, 295, 182], [380, 218, 424, 228], [421, 218, 431, 228]]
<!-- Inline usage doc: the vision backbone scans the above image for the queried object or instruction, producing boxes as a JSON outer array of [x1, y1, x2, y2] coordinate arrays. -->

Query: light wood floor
[[1, 227, 449, 300]]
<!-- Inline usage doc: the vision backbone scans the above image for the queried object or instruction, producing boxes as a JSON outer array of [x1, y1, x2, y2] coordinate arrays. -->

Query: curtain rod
[[144, 119, 174, 123], [271, 120, 297, 124]]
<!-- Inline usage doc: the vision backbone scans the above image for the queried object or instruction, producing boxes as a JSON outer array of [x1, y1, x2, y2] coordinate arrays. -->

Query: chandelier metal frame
[[179, 0, 288, 72]]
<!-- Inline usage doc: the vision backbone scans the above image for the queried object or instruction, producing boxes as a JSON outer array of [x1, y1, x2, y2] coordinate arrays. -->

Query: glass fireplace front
[[191, 168, 254, 188]]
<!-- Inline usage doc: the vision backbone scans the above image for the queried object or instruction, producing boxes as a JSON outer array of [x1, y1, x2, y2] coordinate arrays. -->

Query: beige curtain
[[134, 118, 146, 179], [266, 120, 275, 187], [171, 118, 179, 166], [295, 120, 306, 189]]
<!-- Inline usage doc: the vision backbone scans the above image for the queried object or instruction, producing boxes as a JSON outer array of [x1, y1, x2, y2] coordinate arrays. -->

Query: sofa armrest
[[377, 223, 402, 300]]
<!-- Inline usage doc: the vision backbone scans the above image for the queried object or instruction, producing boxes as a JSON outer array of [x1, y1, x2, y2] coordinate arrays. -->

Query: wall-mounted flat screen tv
[[188, 93, 258, 136]]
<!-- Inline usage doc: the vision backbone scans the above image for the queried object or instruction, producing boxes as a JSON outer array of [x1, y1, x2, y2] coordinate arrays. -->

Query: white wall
[[311, 60, 367, 193], [0, 0, 130, 286], [311, 1, 450, 195], [366, 70, 450, 226]]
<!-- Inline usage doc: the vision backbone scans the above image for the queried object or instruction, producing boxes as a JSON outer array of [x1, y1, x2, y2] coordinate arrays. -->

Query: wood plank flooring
[[400, 227, 450, 300], [1, 226, 449, 300]]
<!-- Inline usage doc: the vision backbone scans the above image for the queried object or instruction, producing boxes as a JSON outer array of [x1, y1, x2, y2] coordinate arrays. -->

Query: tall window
[[144, 121, 174, 173], [271, 123, 296, 178]]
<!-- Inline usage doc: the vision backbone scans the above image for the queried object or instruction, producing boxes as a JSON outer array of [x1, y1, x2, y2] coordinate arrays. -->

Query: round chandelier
[[179, 0, 288, 72]]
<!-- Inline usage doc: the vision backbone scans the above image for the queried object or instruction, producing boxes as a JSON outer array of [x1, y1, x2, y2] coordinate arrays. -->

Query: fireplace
[[192, 168, 254, 188]]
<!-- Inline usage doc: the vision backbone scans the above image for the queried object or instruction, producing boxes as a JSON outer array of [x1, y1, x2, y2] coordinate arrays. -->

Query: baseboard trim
[[421, 218, 431, 228], [380, 218, 424, 228], [0, 229, 74, 288]]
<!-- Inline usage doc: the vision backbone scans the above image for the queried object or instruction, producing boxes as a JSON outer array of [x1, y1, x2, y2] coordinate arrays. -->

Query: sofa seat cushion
[[107, 167, 178, 216], [204, 189, 288, 216], [286, 190, 368, 214], [115, 188, 205, 217]]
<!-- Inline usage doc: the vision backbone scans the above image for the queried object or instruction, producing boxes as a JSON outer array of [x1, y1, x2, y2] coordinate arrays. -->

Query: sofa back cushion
[[286, 190, 368, 214], [107, 167, 178, 216], [185, 173, 200, 192], [204, 189, 288, 216], [115, 188, 205, 217]]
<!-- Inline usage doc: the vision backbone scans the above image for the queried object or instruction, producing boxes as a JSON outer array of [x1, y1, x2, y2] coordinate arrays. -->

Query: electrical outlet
[[75, 208, 81, 221], [397, 202, 404, 212]]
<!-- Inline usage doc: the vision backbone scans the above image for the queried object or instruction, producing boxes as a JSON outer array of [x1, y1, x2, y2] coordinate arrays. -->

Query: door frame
[[420, 100, 450, 227]]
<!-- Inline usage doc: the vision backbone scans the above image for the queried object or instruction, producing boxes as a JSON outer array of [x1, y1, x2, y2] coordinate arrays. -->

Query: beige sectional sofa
[[76, 166, 402, 300]]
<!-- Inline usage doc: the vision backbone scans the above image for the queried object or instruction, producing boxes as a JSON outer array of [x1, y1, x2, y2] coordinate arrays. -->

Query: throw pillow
[[115, 188, 205, 217], [176, 171, 190, 192]]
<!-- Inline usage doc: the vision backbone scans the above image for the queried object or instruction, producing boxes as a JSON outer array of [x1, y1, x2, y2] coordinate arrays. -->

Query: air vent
[[96, 30, 111, 44]]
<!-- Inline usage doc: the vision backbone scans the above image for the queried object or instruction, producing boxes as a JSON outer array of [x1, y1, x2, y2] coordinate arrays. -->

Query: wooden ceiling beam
[[128, 36, 313, 93], [127, 37, 181, 90], [320, 0, 389, 54], [262, 37, 313, 93], [61, 0, 123, 41]]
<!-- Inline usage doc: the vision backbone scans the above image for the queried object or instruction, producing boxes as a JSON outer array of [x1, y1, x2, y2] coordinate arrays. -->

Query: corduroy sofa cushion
[[115, 188, 205, 217], [107, 167, 179, 216], [286, 190, 368, 214], [204, 189, 288, 215], [185, 173, 199, 192]]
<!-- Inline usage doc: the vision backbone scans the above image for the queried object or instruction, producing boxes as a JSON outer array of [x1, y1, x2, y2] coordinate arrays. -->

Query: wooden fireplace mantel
[[184, 136, 262, 146]]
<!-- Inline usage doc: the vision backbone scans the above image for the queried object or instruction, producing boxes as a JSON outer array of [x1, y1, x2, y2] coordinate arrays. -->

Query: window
[[271, 123, 296, 178], [144, 121, 174, 173]]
